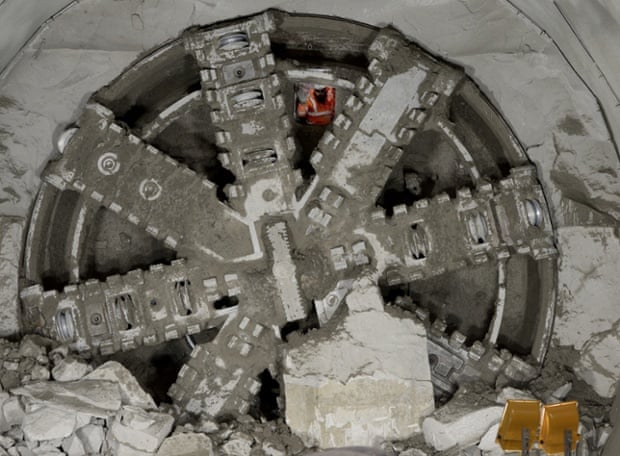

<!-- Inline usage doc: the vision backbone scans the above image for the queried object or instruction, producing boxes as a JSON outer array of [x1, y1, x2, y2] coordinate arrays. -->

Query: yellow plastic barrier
[[496, 399, 541, 453], [539, 401, 580, 455]]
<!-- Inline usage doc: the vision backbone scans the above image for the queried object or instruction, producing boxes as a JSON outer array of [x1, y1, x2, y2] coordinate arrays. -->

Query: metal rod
[[564, 429, 572, 456], [522, 427, 531, 456]]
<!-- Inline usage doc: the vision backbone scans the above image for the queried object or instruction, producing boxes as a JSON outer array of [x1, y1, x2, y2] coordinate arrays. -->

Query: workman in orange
[[296, 83, 336, 126]]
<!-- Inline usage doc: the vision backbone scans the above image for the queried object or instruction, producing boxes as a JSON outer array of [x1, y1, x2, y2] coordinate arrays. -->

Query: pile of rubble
[[0, 335, 306, 456]]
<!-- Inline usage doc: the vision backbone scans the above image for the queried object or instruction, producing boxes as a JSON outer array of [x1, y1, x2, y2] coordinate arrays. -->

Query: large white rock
[[85, 361, 155, 410], [22, 406, 76, 442], [284, 283, 434, 448], [574, 322, 620, 398], [156, 433, 214, 456], [110, 405, 174, 453], [422, 407, 504, 451], [12, 379, 122, 417], [554, 227, 620, 350], [0, 218, 23, 338]]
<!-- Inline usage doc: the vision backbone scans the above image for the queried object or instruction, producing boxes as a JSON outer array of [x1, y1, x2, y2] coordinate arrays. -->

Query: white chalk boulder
[[284, 282, 434, 448]]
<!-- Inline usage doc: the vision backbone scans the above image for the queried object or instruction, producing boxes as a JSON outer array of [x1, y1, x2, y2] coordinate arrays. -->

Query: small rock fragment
[[48, 346, 68, 364], [62, 433, 85, 456], [75, 423, 104, 454], [51, 357, 92, 382], [156, 433, 214, 455], [220, 432, 253, 456], [85, 361, 155, 410], [110, 441, 154, 456], [195, 417, 218, 434], [261, 440, 286, 456], [2, 397, 24, 427], [110, 405, 174, 452], [549, 382, 573, 403], [422, 407, 503, 451], [0, 436, 14, 450], [17, 338, 45, 360], [29, 366, 49, 383], [478, 423, 501, 451], [495, 387, 536, 404], [0, 372, 20, 391], [399, 450, 427, 456]]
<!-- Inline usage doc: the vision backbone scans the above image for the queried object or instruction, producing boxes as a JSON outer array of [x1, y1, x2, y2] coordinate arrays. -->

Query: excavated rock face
[[10, 8, 580, 452]]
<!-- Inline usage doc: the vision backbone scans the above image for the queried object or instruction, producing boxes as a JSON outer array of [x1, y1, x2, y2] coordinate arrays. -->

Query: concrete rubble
[[284, 279, 435, 448]]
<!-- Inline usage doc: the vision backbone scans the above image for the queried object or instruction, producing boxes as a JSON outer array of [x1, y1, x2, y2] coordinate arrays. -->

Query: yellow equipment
[[496, 400, 580, 455], [539, 401, 580, 455], [496, 400, 541, 454]]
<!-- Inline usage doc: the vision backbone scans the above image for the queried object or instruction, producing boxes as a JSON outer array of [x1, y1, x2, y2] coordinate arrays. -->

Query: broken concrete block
[[0, 218, 24, 338], [422, 406, 504, 451], [2, 397, 24, 427], [22, 406, 76, 442], [75, 424, 104, 454], [220, 432, 253, 456], [575, 323, 620, 398], [284, 285, 434, 448], [51, 357, 92, 382], [85, 361, 156, 410], [62, 434, 85, 456], [12, 379, 122, 417], [156, 433, 214, 456], [110, 405, 174, 453]]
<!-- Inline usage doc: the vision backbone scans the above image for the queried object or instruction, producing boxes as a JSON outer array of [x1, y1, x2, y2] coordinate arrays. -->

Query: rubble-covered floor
[[0, 1, 619, 456]]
